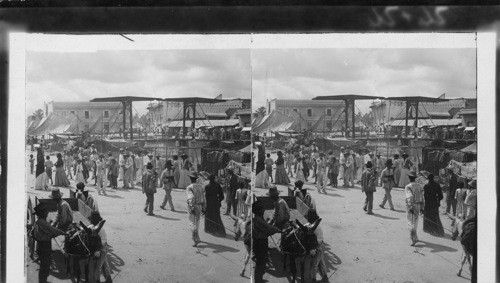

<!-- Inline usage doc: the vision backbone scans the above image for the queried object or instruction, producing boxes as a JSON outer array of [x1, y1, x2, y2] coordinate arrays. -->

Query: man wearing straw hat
[[252, 198, 281, 283], [186, 172, 206, 247], [32, 203, 66, 283], [49, 187, 73, 231], [404, 169, 425, 246], [142, 162, 157, 216], [379, 159, 396, 211], [268, 185, 290, 230]]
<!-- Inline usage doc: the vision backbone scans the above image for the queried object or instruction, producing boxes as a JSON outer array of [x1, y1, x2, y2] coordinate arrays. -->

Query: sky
[[251, 48, 477, 114], [26, 48, 252, 116]]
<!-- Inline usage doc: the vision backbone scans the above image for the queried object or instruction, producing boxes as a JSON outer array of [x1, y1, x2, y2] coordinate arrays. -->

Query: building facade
[[267, 99, 345, 131], [369, 98, 477, 126], [44, 101, 124, 134], [147, 98, 251, 127]]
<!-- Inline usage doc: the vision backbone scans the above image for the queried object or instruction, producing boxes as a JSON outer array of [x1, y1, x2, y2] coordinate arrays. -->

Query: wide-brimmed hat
[[468, 179, 477, 189], [88, 211, 103, 223], [252, 198, 264, 214], [147, 153, 153, 157], [408, 169, 417, 178], [119, 148, 124, 151], [189, 172, 199, 179], [385, 159, 393, 165], [48, 187, 63, 199], [268, 185, 280, 197], [33, 203, 49, 216], [155, 154, 161, 157]]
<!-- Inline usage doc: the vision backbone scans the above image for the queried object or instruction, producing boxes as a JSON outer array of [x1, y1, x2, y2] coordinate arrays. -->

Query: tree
[[33, 109, 44, 120], [254, 106, 267, 118]]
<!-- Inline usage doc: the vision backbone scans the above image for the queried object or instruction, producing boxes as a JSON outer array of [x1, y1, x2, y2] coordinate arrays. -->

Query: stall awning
[[464, 127, 476, 131], [164, 119, 239, 129], [460, 142, 477, 154], [242, 127, 251, 132]]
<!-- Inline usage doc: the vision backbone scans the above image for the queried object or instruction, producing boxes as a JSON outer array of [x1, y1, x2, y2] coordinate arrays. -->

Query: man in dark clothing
[[33, 203, 66, 283], [446, 168, 458, 216], [142, 162, 157, 216], [252, 198, 281, 283], [361, 161, 377, 215], [224, 169, 238, 215]]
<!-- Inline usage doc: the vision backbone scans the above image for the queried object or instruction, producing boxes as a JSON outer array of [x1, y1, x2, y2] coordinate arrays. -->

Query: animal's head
[[296, 218, 321, 252]]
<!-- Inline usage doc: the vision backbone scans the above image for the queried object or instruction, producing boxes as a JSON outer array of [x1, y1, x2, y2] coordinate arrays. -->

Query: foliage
[[254, 106, 267, 118]]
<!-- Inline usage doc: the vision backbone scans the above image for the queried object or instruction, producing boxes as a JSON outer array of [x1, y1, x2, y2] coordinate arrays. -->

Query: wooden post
[[129, 101, 133, 140], [351, 99, 356, 140], [122, 102, 127, 139], [344, 100, 349, 138], [405, 101, 409, 138]]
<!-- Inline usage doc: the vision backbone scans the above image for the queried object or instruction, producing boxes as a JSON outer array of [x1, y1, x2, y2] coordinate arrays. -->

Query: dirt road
[[25, 150, 250, 283], [254, 151, 470, 283]]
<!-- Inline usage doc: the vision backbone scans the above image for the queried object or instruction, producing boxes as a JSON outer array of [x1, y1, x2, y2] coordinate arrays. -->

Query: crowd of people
[[29, 139, 255, 282], [252, 136, 477, 282]]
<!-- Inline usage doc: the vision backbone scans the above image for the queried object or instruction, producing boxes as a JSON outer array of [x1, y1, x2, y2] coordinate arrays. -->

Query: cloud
[[252, 48, 476, 113], [26, 49, 251, 115]]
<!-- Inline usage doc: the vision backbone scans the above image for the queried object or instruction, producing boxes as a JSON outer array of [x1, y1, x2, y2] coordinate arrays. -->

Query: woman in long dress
[[178, 154, 192, 189], [295, 157, 305, 183], [34, 146, 49, 191], [75, 159, 85, 184], [398, 153, 413, 188], [235, 182, 249, 216], [423, 174, 445, 236], [455, 181, 468, 219], [393, 154, 402, 187], [274, 151, 290, 185], [204, 174, 226, 237], [54, 153, 71, 187], [172, 155, 181, 188]]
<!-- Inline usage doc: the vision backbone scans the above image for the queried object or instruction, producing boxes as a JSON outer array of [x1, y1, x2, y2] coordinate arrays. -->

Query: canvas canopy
[[386, 119, 462, 128], [460, 142, 477, 154], [164, 119, 239, 129], [252, 110, 300, 134], [28, 113, 78, 136]]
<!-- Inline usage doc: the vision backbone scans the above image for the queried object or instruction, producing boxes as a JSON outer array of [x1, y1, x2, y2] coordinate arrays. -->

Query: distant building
[[458, 108, 477, 127], [267, 99, 345, 131], [235, 108, 252, 128], [370, 98, 477, 125], [147, 98, 251, 127], [44, 101, 124, 134]]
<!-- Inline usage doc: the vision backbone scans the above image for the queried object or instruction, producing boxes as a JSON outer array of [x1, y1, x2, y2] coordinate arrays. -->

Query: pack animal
[[451, 217, 474, 277], [280, 218, 321, 283], [64, 220, 106, 283]]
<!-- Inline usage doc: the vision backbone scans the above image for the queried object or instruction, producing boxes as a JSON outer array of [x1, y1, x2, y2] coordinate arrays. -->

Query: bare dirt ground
[[254, 151, 471, 283], [25, 149, 250, 283]]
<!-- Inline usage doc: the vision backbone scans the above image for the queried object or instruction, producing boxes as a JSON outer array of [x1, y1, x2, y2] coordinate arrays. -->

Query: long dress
[[393, 158, 402, 187], [423, 181, 445, 236], [254, 145, 268, 188], [76, 163, 85, 184], [173, 160, 181, 188], [178, 159, 192, 189], [455, 188, 468, 219], [274, 156, 290, 184], [398, 158, 413, 188], [235, 188, 248, 216], [296, 162, 305, 183], [204, 181, 226, 237], [35, 147, 49, 191], [54, 160, 71, 187]]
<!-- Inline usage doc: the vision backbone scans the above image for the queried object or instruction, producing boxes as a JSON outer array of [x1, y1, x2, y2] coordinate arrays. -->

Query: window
[[84, 123, 90, 132], [326, 122, 333, 129], [84, 110, 90, 119], [326, 109, 332, 116], [104, 110, 109, 118], [307, 109, 313, 117], [104, 122, 110, 132]]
